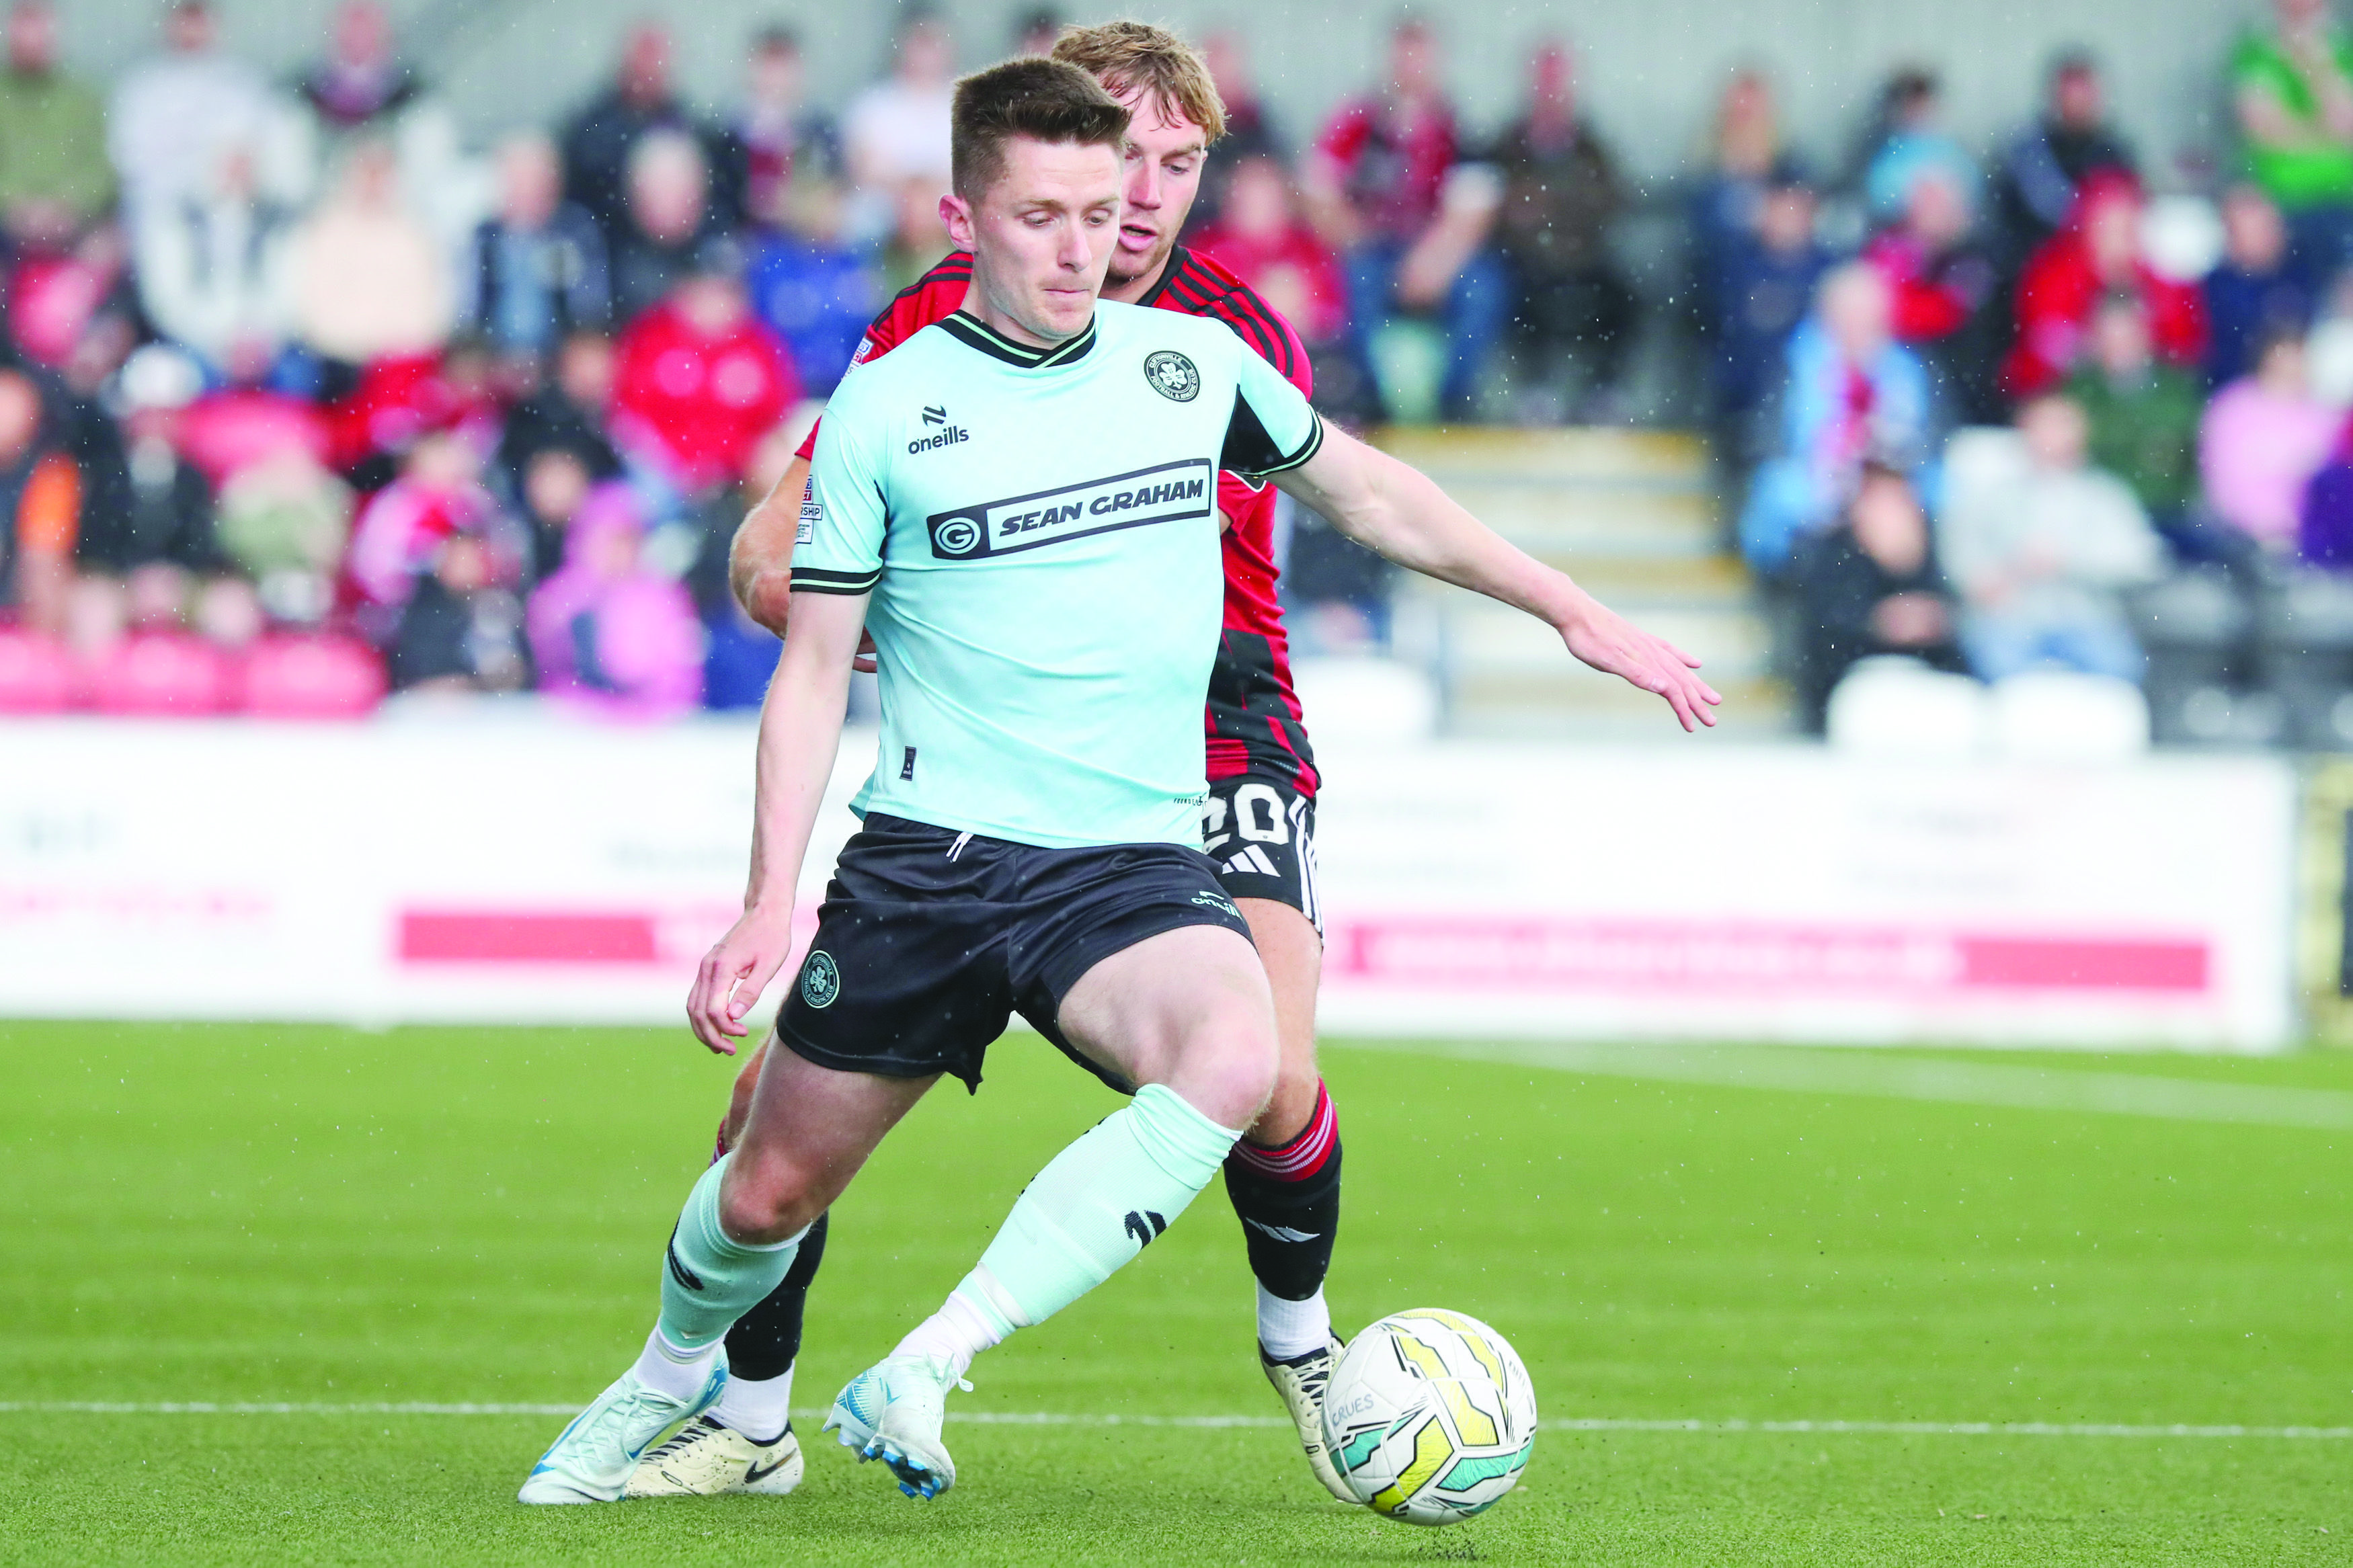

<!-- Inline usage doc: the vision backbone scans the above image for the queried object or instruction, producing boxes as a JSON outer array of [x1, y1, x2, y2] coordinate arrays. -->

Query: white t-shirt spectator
[[108, 47, 303, 229], [843, 78, 952, 191]]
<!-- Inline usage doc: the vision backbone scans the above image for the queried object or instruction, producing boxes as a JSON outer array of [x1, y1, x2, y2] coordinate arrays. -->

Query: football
[[1319, 1309, 1538, 1525]]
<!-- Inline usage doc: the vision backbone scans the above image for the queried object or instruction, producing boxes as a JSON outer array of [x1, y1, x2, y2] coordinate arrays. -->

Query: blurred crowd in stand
[[0, 0, 891, 717], [1704, 0, 2353, 744], [7, 0, 2353, 741]]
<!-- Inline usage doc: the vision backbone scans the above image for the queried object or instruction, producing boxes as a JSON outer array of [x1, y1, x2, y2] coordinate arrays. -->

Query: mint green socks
[[654, 1155, 804, 1354], [893, 1085, 1243, 1376], [972, 1083, 1243, 1327]]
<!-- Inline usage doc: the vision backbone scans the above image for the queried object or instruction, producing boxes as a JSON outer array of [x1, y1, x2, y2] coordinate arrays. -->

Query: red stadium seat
[[241, 633, 387, 719], [0, 626, 73, 712], [86, 632, 234, 716]]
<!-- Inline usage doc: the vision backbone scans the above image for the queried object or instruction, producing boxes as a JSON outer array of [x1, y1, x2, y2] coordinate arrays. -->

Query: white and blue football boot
[[517, 1358, 729, 1504], [822, 1354, 970, 1500]]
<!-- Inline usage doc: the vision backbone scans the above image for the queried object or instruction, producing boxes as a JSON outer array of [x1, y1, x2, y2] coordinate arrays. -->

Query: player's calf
[[627, 1211, 830, 1496], [1228, 1083, 1351, 1500], [519, 1050, 922, 1504]]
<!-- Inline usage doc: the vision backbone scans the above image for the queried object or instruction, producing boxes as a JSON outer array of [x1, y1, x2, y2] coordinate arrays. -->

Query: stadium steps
[[1370, 427, 1792, 737]]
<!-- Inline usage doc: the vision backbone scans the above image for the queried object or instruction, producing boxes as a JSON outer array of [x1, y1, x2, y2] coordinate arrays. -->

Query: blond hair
[[1051, 20, 1226, 144]]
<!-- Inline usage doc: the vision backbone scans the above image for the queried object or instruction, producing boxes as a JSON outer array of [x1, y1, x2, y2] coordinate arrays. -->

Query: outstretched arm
[[1273, 424, 1722, 731], [686, 587, 868, 1053]]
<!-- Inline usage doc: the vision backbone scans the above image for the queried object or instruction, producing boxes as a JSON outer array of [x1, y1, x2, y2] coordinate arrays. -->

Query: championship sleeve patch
[[796, 479, 820, 545]]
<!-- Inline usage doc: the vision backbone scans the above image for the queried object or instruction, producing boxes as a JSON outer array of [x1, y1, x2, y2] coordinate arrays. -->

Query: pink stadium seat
[[86, 632, 233, 716], [240, 633, 387, 718], [0, 626, 73, 712]]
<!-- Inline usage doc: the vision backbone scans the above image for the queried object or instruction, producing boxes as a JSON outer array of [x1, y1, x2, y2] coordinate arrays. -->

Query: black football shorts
[[777, 813, 1255, 1092], [1200, 773, 1321, 935]]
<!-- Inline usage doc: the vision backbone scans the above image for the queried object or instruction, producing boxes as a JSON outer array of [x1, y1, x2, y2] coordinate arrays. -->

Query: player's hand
[[1558, 597, 1722, 733], [688, 905, 795, 1055], [741, 568, 795, 638], [852, 630, 877, 674]]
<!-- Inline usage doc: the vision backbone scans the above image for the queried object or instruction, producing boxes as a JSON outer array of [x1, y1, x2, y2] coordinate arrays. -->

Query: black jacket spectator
[[1793, 464, 1966, 732], [1490, 71, 1637, 403], [561, 24, 731, 241], [495, 385, 621, 498], [75, 423, 220, 576], [493, 329, 624, 510], [1992, 54, 2136, 270]]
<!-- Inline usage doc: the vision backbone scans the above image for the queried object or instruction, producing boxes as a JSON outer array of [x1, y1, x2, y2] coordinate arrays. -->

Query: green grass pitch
[[2, 1020, 2347, 1565]]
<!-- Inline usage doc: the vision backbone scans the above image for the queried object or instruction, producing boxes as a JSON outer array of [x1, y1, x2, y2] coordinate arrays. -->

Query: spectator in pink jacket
[[344, 428, 508, 640], [2200, 327, 2340, 549], [526, 483, 701, 718]]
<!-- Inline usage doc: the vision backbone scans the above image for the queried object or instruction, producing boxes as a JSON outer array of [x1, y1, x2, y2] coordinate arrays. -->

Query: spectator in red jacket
[[2002, 170, 2206, 398], [1862, 159, 2003, 419], [1192, 154, 1348, 346], [609, 253, 799, 496], [1304, 17, 1505, 419]]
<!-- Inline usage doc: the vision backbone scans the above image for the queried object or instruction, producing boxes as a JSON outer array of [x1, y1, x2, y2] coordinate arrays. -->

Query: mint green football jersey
[[791, 300, 1324, 850]]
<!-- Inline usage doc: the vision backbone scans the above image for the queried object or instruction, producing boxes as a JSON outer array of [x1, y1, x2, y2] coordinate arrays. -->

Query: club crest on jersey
[[926, 458, 1213, 560], [1144, 350, 1200, 403], [800, 950, 841, 1009]]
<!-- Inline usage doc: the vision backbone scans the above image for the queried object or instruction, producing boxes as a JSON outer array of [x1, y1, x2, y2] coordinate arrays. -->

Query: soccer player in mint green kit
[[520, 56, 1716, 1506]]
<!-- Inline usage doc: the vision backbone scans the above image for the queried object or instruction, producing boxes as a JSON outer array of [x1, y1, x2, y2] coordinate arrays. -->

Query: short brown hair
[[951, 56, 1131, 201], [1051, 20, 1226, 145]]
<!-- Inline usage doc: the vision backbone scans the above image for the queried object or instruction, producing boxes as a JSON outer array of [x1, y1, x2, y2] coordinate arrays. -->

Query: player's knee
[[718, 1160, 820, 1247], [1183, 1007, 1277, 1130]]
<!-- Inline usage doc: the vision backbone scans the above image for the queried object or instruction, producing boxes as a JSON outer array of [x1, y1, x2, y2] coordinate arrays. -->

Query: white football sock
[[631, 1326, 723, 1403], [1257, 1282, 1332, 1361], [891, 1266, 1014, 1380], [710, 1364, 794, 1443]]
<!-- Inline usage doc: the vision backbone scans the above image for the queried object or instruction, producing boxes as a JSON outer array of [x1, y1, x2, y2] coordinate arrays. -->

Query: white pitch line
[[2, 1403, 2343, 1439], [1341, 1040, 2353, 1130], [1540, 1418, 2353, 1440]]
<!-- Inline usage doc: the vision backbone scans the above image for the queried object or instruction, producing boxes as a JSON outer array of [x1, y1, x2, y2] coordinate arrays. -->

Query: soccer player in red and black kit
[[624, 22, 1715, 1504]]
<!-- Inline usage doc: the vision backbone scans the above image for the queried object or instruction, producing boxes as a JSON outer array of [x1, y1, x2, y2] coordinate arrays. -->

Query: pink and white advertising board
[[0, 721, 2297, 1050]]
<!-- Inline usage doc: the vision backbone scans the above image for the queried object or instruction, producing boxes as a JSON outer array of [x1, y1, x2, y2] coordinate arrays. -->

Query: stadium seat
[[2139, 192, 2225, 283], [241, 633, 388, 719], [1987, 671, 2150, 760], [2130, 566, 2267, 747], [0, 626, 74, 712], [1288, 655, 1441, 743], [2257, 567, 2353, 750], [1367, 320, 1447, 426], [85, 632, 233, 716], [1825, 655, 1989, 757]]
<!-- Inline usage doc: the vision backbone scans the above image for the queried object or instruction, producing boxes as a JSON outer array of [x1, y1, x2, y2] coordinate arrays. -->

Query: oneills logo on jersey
[[908, 401, 969, 454], [926, 458, 1214, 561]]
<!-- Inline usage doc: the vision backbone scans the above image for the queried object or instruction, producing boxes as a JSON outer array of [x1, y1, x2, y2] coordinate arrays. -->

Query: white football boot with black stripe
[[625, 1415, 803, 1497], [1263, 1335, 1355, 1501]]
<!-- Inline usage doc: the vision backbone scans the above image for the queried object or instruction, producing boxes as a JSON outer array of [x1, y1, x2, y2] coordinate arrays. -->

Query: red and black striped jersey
[[795, 247, 1319, 796]]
